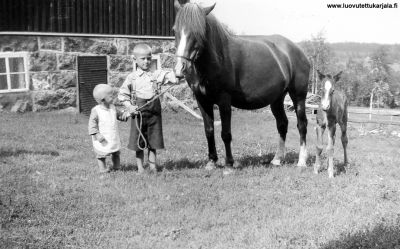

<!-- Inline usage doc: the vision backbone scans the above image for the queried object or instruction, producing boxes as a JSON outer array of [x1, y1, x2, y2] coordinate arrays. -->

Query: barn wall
[[0, 0, 176, 36], [0, 34, 177, 112]]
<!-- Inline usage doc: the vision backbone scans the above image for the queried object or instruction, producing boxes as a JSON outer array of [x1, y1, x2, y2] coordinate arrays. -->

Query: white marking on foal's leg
[[297, 143, 308, 167], [271, 137, 285, 166]]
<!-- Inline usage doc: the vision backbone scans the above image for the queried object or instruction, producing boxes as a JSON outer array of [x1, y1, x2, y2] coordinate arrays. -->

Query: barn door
[[78, 56, 108, 115]]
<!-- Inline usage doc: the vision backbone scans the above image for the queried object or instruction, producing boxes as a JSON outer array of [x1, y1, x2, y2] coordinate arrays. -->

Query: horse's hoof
[[271, 159, 281, 166], [297, 160, 307, 167], [205, 161, 217, 171], [313, 164, 321, 174], [223, 167, 235, 175], [231, 161, 241, 169]]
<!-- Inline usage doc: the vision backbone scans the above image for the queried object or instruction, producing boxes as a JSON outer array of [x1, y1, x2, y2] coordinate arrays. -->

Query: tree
[[299, 31, 332, 94], [367, 47, 393, 108]]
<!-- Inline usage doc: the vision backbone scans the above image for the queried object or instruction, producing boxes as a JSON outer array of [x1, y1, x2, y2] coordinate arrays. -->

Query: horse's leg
[[296, 98, 308, 167], [289, 94, 308, 167], [217, 93, 235, 170], [270, 95, 288, 166], [197, 99, 218, 170], [314, 124, 325, 174], [327, 123, 336, 178]]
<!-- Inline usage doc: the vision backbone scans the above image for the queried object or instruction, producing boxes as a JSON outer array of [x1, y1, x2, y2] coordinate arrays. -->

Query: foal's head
[[173, 0, 216, 80], [317, 70, 343, 111]]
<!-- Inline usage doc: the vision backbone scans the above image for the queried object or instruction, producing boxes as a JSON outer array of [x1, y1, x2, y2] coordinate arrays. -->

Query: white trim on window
[[0, 52, 30, 93], [133, 54, 161, 72]]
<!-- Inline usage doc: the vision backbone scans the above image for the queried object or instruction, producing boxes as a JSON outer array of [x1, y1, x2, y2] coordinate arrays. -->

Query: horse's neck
[[197, 36, 233, 80]]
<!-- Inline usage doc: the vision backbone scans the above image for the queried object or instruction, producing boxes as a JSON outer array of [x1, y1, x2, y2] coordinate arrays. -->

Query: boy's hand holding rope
[[126, 80, 178, 150]]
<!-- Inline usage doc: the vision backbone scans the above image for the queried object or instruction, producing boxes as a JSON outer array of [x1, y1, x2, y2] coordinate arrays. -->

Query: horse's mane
[[174, 3, 232, 69]]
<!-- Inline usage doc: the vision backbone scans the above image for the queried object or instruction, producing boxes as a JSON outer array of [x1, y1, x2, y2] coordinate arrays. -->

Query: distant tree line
[[299, 33, 400, 108]]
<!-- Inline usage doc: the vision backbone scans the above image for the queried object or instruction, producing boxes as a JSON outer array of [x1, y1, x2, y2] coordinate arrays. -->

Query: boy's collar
[[136, 67, 152, 76]]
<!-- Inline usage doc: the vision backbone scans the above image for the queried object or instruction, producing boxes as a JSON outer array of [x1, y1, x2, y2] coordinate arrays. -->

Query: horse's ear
[[174, 0, 183, 11], [317, 70, 325, 81], [334, 71, 343, 82], [202, 2, 216, 15]]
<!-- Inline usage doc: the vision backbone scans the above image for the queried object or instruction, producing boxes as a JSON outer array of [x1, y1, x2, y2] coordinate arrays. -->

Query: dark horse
[[173, 1, 310, 170], [314, 71, 348, 178]]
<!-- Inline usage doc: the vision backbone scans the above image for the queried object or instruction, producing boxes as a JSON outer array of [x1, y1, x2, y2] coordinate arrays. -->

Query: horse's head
[[317, 70, 343, 111], [173, 0, 216, 80]]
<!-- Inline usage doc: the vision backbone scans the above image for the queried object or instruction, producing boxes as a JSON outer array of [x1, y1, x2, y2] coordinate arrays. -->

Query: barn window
[[0, 53, 29, 93], [134, 55, 161, 72]]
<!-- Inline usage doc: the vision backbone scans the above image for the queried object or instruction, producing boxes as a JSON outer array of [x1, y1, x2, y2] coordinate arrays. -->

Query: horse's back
[[239, 34, 309, 61], [223, 34, 309, 109]]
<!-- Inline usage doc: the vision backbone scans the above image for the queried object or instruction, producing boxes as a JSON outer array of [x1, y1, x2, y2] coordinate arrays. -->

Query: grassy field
[[1, 110, 400, 249]]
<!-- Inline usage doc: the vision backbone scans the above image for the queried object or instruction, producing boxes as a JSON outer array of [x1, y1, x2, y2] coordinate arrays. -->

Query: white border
[[0, 31, 174, 40]]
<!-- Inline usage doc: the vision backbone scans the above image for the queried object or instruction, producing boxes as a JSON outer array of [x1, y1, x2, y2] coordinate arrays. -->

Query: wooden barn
[[0, 0, 177, 114]]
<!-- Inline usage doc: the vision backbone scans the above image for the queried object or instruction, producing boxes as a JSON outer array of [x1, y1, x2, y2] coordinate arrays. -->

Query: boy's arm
[[88, 108, 99, 136], [116, 106, 130, 121], [156, 70, 178, 85], [88, 108, 105, 142], [164, 71, 178, 84], [118, 73, 138, 114]]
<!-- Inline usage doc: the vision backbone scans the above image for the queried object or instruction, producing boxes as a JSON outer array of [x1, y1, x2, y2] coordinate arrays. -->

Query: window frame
[[0, 52, 30, 93], [133, 54, 161, 72]]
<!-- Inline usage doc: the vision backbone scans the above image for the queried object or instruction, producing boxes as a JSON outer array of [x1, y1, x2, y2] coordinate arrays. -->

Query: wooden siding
[[0, 0, 176, 36]]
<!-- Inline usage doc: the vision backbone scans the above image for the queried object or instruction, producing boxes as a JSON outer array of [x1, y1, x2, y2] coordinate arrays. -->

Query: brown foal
[[314, 71, 348, 178]]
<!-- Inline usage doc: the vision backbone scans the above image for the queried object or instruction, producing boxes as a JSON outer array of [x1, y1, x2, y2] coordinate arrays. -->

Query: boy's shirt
[[88, 104, 126, 136], [88, 104, 124, 154], [118, 68, 175, 104]]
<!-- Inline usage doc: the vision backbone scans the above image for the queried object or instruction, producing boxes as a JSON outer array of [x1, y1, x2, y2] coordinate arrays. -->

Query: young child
[[118, 43, 177, 174], [88, 84, 130, 173]]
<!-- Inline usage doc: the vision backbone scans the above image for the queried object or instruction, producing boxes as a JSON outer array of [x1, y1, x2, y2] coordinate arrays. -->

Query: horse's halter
[[175, 48, 200, 63]]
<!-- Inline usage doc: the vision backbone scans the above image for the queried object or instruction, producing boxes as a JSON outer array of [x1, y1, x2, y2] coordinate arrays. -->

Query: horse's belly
[[230, 78, 286, 110], [231, 92, 276, 110]]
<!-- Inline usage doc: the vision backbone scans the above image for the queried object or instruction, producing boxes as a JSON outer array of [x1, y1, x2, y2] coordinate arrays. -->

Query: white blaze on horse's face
[[321, 80, 332, 111], [175, 28, 188, 78]]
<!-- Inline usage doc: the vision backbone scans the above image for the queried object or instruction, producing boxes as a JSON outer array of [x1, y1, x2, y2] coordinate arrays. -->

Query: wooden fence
[[0, 0, 175, 36], [305, 104, 400, 125]]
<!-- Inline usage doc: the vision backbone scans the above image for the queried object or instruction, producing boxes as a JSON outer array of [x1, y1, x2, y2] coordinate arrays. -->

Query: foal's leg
[[327, 124, 336, 178], [340, 122, 348, 165], [341, 107, 349, 165], [217, 93, 235, 169], [197, 99, 218, 170], [270, 96, 288, 166], [314, 124, 325, 174]]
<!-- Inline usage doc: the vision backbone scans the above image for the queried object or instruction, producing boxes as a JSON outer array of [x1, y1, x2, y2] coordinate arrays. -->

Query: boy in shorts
[[118, 43, 177, 173]]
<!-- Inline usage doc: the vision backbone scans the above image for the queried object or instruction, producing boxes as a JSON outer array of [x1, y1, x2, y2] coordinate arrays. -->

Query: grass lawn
[[1, 110, 400, 249]]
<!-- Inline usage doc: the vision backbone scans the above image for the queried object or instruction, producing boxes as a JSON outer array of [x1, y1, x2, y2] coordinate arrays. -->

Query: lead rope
[[135, 111, 147, 150], [133, 83, 176, 151]]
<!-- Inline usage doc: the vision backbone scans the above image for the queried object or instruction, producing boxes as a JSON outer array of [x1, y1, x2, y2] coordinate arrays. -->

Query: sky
[[195, 0, 400, 44]]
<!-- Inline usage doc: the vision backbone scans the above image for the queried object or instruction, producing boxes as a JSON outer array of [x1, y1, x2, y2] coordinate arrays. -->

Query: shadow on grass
[[163, 158, 206, 170], [237, 151, 316, 169], [320, 222, 400, 249], [0, 148, 59, 158], [237, 153, 275, 168], [119, 159, 207, 172], [119, 164, 136, 171]]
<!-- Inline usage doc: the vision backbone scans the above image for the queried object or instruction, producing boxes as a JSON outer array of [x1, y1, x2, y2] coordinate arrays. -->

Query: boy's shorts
[[127, 98, 164, 151], [95, 150, 120, 159]]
